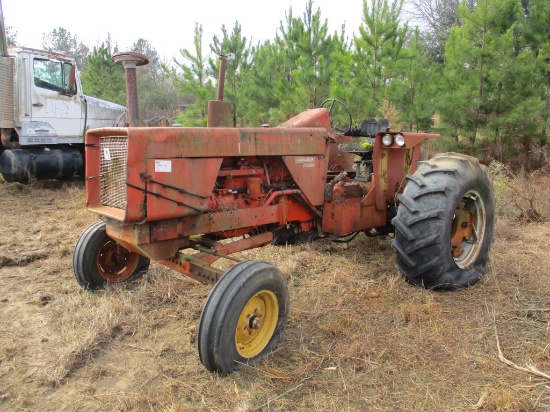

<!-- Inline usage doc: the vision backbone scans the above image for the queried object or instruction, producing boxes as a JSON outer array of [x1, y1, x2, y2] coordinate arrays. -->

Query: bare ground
[[0, 177, 548, 411]]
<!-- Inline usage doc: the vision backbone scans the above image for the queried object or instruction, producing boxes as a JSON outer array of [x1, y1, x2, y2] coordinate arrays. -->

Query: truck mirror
[[68, 65, 76, 94], [60, 64, 77, 96]]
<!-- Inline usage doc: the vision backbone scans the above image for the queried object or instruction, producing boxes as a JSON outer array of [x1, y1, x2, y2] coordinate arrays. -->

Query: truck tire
[[198, 260, 289, 374], [73, 221, 150, 290], [391, 153, 495, 289]]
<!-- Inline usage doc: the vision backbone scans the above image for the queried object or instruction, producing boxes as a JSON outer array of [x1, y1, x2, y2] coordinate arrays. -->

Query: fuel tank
[[0, 146, 83, 182]]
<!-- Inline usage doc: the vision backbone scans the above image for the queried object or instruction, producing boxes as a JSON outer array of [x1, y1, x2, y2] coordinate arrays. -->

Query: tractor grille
[[99, 137, 128, 210]]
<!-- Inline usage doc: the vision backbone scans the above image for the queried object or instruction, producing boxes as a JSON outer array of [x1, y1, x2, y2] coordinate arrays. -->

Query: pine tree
[[328, 26, 362, 120], [209, 21, 252, 126], [5, 25, 17, 46], [240, 40, 285, 126], [407, 0, 476, 63], [80, 36, 125, 105], [353, 0, 409, 118], [130, 38, 178, 122], [440, 0, 523, 148], [389, 28, 435, 132], [172, 23, 215, 126], [274, 1, 337, 114], [522, 0, 550, 155], [42, 28, 90, 71]]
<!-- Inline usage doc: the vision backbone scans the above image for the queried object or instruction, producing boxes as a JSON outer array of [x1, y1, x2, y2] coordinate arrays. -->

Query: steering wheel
[[320, 99, 352, 135]]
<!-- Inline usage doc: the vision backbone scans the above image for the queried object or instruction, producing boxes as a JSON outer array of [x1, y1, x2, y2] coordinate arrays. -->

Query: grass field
[[0, 170, 548, 411]]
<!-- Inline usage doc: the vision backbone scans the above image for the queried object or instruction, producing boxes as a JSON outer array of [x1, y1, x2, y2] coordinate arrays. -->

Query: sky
[[2, 0, 365, 64]]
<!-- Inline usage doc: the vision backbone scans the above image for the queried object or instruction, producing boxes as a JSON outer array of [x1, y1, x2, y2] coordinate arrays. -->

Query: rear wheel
[[73, 221, 150, 290], [198, 260, 289, 374], [391, 153, 495, 289]]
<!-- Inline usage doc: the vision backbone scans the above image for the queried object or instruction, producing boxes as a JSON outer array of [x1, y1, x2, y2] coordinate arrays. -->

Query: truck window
[[33, 59, 76, 94]]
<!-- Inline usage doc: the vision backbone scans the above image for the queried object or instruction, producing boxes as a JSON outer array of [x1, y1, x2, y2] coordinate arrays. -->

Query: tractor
[[73, 53, 495, 374]]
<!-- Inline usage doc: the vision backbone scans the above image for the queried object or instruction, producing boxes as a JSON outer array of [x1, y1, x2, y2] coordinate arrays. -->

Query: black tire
[[198, 260, 289, 374], [391, 153, 495, 289], [73, 221, 150, 290]]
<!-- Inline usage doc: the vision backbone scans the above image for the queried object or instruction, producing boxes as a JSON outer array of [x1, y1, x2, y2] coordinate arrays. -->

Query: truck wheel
[[391, 153, 495, 289], [198, 260, 289, 374], [73, 221, 150, 290]]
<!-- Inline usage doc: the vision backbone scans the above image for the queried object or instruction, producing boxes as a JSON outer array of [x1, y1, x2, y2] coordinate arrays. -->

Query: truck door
[[31, 58, 84, 140]]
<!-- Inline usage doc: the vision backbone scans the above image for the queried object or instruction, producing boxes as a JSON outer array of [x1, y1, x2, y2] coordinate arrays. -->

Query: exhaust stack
[[207, 53, 235, 127], [112, 51, 149, 127]]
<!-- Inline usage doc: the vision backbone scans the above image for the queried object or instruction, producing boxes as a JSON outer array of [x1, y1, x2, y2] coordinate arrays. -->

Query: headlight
[[395, 133, 406, 147], [381, 134, 393, 146]]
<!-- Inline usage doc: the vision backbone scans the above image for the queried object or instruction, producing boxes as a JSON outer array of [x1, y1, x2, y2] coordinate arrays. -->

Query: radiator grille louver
[[99, 137, 128, 210], [0, 57, 15, 128]]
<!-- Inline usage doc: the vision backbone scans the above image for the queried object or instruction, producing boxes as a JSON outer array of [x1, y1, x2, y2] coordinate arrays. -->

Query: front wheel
[[198, 260, 289, 374], [73, 221, 150, 290], [391, 153, 495, 289]]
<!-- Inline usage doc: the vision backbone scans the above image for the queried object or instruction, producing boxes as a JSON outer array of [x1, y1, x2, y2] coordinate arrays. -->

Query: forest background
[[5, 0, 550, 169]]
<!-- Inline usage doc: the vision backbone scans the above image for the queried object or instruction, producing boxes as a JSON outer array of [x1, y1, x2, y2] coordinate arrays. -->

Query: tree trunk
[[471, 0, 488, 146], [496, 81, 503, 163]]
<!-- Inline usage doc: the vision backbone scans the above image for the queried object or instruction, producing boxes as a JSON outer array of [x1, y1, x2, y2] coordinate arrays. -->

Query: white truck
[[0, 2, 126, 183]]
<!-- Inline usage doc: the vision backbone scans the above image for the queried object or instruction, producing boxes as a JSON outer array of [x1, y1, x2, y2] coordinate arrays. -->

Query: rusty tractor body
[[85, 109, 436, 277], [74, 55, 495, 374]]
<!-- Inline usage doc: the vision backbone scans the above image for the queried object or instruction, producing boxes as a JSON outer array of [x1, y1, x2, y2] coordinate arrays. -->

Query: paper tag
[[103, 148, 111, 161], [155, 160, 172, 172]]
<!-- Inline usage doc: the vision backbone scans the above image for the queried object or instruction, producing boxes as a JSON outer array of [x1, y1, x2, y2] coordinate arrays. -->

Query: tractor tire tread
[[392, 153, 495, 289]]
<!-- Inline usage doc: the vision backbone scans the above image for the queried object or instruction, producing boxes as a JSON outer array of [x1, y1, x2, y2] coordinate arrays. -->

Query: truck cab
[[0, 46, 126, 182]]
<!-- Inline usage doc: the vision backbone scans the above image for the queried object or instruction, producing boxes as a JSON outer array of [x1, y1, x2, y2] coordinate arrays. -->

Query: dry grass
[[0, 174, 549, 411], [488, 162, 550, 222]]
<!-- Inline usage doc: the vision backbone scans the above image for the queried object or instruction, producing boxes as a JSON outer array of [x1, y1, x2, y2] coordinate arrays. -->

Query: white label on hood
[[155, 160, 172, 172]]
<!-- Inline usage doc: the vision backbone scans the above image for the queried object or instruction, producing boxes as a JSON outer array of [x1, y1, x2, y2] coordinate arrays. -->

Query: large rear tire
[[73, 221, 150, 290], [391, 153, 495, 289], [198, 260, 289, 374]]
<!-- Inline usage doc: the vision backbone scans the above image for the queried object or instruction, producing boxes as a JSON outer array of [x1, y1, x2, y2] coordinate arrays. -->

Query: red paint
[[85, 108, 439, 282]]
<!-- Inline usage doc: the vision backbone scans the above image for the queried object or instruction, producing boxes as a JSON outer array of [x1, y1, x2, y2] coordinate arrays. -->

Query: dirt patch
[[0, 178, 549, 411]]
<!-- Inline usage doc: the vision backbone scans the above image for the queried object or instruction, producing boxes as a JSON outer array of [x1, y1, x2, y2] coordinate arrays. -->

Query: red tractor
[[73, 53, 495, 374]]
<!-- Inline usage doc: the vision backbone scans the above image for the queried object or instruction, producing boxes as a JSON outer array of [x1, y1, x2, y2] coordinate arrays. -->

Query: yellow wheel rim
[[235, 290, 279, 359]]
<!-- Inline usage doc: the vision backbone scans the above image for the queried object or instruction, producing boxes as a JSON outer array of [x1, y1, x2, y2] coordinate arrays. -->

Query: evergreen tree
[[42, 28, 90, 71], [389, 28, 436, 131], [80, 36, 125, 105], [483, 2, 539, 162], [353, 0, 409, 118], [209, 21, 252, 126], [440, 0, 522, 147], [6, 25, 17, 46], [241, 40, 285, 126], [274, 1, 337, 113], [522, 0, 550, 154], [328, 26, 362, 119], [406, 0, 476, 62], [131, 38, 178, 122], [172, 23, 215, 126]]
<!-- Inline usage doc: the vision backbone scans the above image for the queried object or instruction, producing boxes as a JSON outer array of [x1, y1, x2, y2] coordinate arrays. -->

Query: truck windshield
[[33, 58, 76, 94]]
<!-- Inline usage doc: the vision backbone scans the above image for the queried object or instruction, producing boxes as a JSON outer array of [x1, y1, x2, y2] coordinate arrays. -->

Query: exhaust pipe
[[207, 53, 235, 127], [112, 52, 149, 127]]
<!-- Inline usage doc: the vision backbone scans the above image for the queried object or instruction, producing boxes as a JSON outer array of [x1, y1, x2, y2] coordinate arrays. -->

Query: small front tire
[[73, 221, 150, 290], [198, 260, 289, 374]]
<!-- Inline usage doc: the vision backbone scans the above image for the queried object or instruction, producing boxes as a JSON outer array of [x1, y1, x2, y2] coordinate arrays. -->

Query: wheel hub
[[97, 239, 140, 282], [249, 314, 263, 329], [451, 207, 474, 257], [451, 192, 486, 269], [235, 290, 279, 359]]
